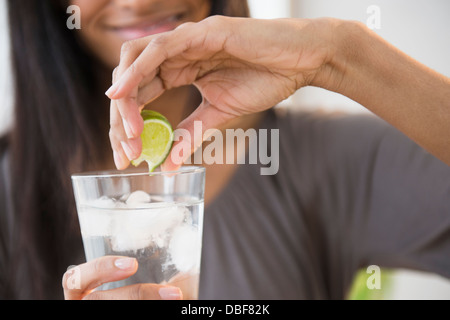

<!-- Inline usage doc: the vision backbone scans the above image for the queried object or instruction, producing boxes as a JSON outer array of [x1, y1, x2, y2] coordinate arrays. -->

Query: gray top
[[1, 109, 450, 299], [199, 109, 450, 299]]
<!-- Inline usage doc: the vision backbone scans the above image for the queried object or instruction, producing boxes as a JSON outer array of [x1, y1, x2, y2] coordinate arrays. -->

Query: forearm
[[315, 20, 450, 165]]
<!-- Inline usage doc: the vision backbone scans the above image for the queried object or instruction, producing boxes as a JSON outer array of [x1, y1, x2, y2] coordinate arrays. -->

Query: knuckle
[[128, 63, 147, 83], [128, 62, 139, 76], [175, 21, 195, 31], [133, 284, 146, 300], [112, 67, 119, 81], [204, 15, 227, 27], [108, 128, 117, 141], [150, 33, 166, 46], [109, 115, 122, 130], [93, 256, 110, 275], [109, 129, 123, 149], [133, 284, 159, 300], [120, 40, 137, 58], [61, 270, 70, 289], [150, 35, 168, 55], [147, 35, 170, 61]]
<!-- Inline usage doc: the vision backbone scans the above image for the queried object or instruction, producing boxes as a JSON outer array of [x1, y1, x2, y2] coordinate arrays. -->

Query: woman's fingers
[[109, 99, 142, 168], [62, 256, 183, 300], [106, 25, 195, 100], [83, 284, 183, 301], [110, 67, 140, 167], [62, 256, 138, 300], [109, 38, 149, 140], [106, 22, 213, 140], [136, 75, 166, 107], [110, 99, 128, 169]]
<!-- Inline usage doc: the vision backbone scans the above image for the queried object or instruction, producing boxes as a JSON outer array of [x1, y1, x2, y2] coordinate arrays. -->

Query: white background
[[248, 0, 450, 113]]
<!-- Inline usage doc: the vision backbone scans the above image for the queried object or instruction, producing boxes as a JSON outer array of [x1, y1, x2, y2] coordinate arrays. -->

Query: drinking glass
[[71, 166, 205, 300]]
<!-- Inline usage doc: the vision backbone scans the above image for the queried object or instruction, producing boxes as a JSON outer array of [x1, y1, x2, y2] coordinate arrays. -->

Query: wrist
[[310, 19, 371, 93]]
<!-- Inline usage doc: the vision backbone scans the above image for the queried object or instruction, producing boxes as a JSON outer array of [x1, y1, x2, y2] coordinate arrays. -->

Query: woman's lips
[[110, 15, 180, 40]]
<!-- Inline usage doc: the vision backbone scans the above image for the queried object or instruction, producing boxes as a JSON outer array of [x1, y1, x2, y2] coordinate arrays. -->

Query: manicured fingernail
[[105, 83, 119, 98], [123, 119, 135, 139], [113, 150, 127, 169], [113, 150, 121, 169], [159, 287, 182, 300], [120, 141, 136, 160], [114, 258, 136, 270]]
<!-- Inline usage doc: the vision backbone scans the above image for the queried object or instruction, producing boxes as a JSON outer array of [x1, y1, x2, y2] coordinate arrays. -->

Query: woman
[[78, 7, 450, 300], [1, 0, 449, 300], [74, 7, 450, 299]]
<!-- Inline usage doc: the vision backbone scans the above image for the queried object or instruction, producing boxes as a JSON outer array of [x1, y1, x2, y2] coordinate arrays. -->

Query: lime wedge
[[131, 110, 174, 172]]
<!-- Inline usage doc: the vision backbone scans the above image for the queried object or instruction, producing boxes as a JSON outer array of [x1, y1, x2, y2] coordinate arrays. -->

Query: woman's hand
[[62, 256, 182, 300], [107, 16, 450, 170], [107, 16, 337, 171]]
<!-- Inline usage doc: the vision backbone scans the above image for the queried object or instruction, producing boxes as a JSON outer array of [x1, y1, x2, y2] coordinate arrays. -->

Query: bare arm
[[316, 21, 450, 165]]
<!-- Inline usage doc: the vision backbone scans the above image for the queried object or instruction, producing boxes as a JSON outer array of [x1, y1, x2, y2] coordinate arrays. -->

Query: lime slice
[[131, 110, 174, 172]]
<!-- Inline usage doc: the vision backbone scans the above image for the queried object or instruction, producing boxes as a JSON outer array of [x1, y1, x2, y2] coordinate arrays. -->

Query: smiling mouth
[[109, 13, 185, 40]]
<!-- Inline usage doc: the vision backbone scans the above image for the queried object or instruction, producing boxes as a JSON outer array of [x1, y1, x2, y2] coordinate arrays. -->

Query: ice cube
[[168, 225, 201, 273], [126, 190, 152, 206], [111, 231, 152, 254], [79, 207, 113, 237], [79, 196, 122, 237], [110, 204, 188, 253], [91, 196, 117, 209], [119, 193, 130, 202]]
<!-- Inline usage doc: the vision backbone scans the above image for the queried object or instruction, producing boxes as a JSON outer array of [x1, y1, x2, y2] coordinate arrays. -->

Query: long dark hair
[[4, 0, 249, 300]]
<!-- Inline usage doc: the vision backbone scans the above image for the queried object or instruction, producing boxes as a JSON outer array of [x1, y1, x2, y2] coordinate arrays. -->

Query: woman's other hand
[[62, 256, 182, 300]]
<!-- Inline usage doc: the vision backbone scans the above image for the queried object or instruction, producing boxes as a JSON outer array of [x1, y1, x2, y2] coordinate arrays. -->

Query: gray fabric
[[198, 109, 450, 300], [1, 109, 449, 299]]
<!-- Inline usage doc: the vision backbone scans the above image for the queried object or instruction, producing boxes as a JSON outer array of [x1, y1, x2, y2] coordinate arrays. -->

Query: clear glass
[[71, 166, 205, 300]]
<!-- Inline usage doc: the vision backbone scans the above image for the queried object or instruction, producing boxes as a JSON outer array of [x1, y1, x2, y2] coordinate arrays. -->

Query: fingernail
[[159, 287, 182, 300], [123, 119, 135, 139], [114, 258, 136, 270], [113, 150, 126, 169], [120, 141, 137, 160], [113, 150, 121, 169], [105, 83, 119, 98]]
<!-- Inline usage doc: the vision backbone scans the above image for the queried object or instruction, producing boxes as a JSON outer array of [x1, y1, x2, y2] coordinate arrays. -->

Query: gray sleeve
[[313, 113, 450, 287], [358, 123, 450, 276], [200, 109, 450, 300]]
